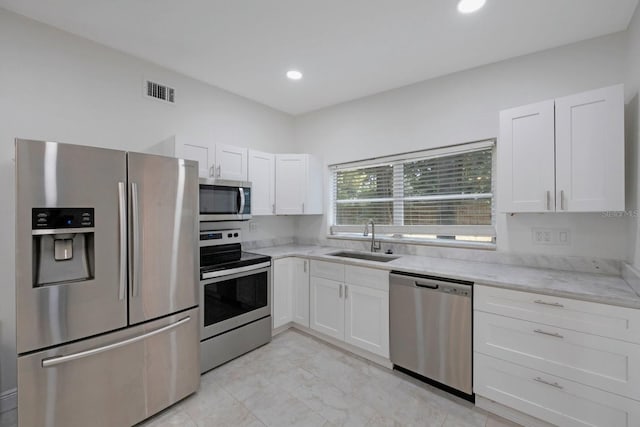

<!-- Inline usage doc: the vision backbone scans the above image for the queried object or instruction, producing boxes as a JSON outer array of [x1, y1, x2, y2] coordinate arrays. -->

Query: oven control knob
[[234, 233, 238, 237]]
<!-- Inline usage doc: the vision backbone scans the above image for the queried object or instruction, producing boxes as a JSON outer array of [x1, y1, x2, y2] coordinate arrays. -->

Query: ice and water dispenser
[[31, 208, 95, 287]]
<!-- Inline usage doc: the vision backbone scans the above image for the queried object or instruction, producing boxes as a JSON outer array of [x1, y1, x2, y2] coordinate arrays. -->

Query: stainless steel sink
[[328, 251, 399, 263]]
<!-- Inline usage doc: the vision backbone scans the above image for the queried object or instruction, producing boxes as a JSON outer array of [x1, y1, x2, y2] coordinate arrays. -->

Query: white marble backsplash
[[291, 237, 622, 276], [622, 263, 640, 295], [243, 237, 295, 250]]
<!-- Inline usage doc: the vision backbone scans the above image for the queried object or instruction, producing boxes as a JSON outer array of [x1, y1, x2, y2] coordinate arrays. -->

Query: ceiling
[[1, 0, 638, 115]]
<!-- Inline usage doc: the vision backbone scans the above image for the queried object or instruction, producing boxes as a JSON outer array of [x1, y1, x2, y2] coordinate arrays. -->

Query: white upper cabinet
[[215, 143, 248, 181], [275, 154, 323, 215], [248, 150, 276, 215], [498, 84, 624, 213], [147, 136, 214, 178], [555, 85, 625, 212], [498, 100, 556, 212]]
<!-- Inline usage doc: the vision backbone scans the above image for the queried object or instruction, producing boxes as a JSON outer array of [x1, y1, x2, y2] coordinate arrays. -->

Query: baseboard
[[476, 396, 553, 427], [290, 324, 393, 369], [0, 388, 17, 413], [272, 322, 294, 337]]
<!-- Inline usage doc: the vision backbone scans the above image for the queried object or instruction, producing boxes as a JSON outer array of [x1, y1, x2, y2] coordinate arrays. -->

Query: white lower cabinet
[[309, 261, 389, 358], [273, 258, 293, 329], [475, 353, 640, 427], [310, 276, 345, 340], [474, 285, 640, 427], [291, 258, 310, 327], [344, 283, 389, 357], [273, 257, 309, 329]]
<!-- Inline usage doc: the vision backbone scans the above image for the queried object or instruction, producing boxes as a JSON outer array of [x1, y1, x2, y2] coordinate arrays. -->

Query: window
[[330, 140, 495, 246]]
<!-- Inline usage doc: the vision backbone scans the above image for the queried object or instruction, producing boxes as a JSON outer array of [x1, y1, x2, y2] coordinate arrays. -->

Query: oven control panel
[[199, 228, 241, 246]]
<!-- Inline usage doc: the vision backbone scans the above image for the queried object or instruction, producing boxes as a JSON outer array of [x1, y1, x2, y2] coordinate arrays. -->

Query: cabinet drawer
[[345, 265, 388, 291], [475, 311, 640, 400], [311, 260, 345, 282], [475, 285, 640, 344], [474, 353, 640, 427]]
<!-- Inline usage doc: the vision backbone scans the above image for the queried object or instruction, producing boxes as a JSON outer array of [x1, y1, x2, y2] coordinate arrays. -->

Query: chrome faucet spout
[[366, 219, 381, 253]]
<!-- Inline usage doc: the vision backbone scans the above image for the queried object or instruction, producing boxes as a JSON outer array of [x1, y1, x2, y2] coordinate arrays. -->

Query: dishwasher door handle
[[415, 281, 439, 290]]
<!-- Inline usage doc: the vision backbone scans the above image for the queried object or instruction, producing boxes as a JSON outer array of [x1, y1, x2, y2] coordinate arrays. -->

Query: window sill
[[326, 234, 496, 251]]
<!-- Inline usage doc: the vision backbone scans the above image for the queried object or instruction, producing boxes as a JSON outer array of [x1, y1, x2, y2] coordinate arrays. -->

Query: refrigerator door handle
[[41, 316, 191, 368], [130, 182, 141, 298], [118, 182, 127, 301]]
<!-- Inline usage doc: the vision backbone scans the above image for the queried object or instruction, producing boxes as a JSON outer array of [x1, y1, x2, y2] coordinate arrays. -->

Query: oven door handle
[[201, 262, 271, 281]]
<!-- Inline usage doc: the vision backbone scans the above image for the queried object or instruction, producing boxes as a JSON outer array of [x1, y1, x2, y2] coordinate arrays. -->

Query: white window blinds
[[330, 140, 495, 244]]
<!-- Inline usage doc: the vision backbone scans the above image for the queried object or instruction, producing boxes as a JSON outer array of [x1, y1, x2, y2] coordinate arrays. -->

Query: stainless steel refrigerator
[[15, 139, 200, 427]]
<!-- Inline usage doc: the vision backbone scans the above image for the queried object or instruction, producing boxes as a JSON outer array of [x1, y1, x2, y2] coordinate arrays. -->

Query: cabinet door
[[344, 283, 389, 357], [292, 258, 310, 327], [555, 84, 624, 212], [215, 144, 248, 181], [273, 258, 293, 329], [498, 100, 555, 212], [310, 276, 344, 340], [180, 143, 212, 178], [275, 154, 306, 214], [248, 150, 275, 215]]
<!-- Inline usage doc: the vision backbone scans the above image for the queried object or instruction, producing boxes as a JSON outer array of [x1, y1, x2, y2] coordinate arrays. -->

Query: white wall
[[626, 5, 640, 268], [294, 32, 630, 260], [0, 9, 296, 397]]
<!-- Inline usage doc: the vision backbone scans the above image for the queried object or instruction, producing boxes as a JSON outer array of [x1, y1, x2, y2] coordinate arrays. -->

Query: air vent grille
[[145, 80, 175, 103]]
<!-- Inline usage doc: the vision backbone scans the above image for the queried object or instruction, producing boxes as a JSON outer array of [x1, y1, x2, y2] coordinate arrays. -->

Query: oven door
[[199, 179, 252, 221], [200, 264, 271, 339]]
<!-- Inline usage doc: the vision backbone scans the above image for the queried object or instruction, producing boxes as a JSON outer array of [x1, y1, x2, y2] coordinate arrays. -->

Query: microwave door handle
[[239, 187, 245, 215]]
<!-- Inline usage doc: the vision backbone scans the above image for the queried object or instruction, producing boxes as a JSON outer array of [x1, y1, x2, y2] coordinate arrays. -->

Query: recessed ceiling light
[[457, 0, 486, 14], [286, 70, 303, 80]]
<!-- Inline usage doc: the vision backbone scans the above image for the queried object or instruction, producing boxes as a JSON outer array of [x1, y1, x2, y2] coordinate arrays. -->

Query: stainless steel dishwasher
[[389, 271, 473, 398]]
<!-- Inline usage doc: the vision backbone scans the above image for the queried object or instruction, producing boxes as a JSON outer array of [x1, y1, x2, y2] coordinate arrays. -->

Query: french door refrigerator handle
[[131, 182, 141, 297], [118, 182, 127, 301], [41, 316, 191, 368]]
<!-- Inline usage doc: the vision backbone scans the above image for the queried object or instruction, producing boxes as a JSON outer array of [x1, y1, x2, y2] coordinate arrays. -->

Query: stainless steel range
[[199, 226, 272, 373]]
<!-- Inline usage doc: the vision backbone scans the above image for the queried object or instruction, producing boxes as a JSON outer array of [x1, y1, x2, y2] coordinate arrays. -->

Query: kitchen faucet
[[363, 219, 382, 253]]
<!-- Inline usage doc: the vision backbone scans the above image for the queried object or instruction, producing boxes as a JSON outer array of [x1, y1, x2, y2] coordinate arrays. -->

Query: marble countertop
[[250, 244, 640, 309]]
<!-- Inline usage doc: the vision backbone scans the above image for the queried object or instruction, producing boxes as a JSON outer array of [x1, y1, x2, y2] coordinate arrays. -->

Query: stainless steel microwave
[[199, 179, 251, 221]]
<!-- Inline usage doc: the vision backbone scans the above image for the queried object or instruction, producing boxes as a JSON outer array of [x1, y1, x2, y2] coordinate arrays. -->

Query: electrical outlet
[[249, 221, 257, 232], [531, 228, 571, 245]]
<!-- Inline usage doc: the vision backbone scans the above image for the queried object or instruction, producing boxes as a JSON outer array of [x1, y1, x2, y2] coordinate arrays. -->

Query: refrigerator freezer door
[[15, 139, 129, 354], [17, 307, 200, 427], [127, 152, 199, 324]]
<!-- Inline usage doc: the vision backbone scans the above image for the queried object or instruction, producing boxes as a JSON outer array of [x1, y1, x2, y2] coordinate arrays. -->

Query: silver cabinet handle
[[560, 190, 566, 210], [534, 329, 564, 339], [534, 299, 564, 308], [272, 204, 275, 214], [239, 187, 246, 214], [209, 165, 214, 177], [130, 182, 141, 298], [534, 377, 563, 389], [339, 284, 343, 298], [117, 182, 127, 301], [546, 190, 551, 211], [216, 165, 221, 178], [42, 316, 191, 368], [345, 285, 348, 298], [302, 202, 305, 214], [303, 260, 307, 273]]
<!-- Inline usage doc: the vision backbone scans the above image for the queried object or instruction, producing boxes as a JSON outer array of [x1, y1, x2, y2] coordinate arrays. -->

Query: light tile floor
[[0, 329, 523, 427]]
